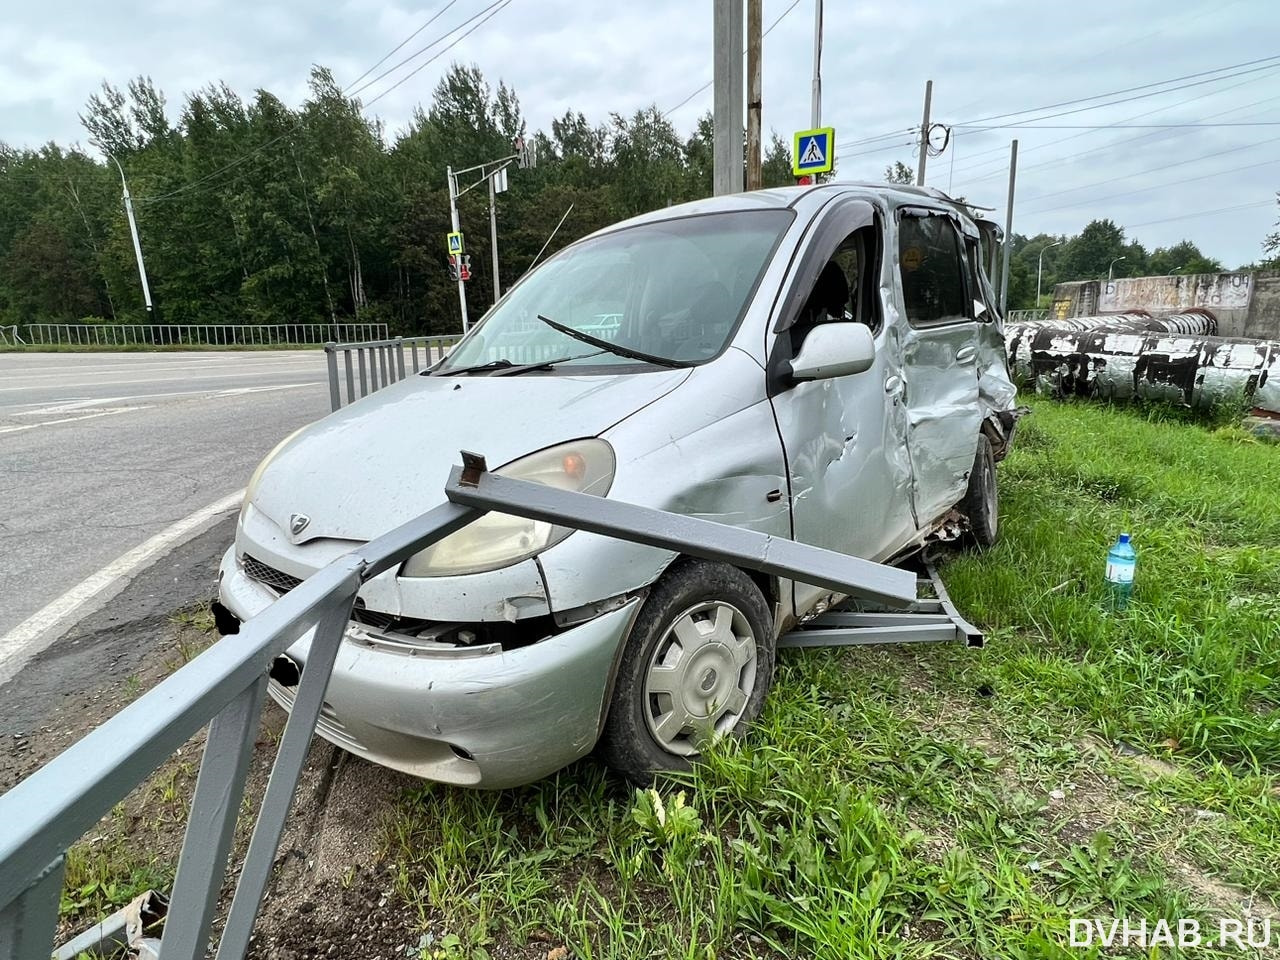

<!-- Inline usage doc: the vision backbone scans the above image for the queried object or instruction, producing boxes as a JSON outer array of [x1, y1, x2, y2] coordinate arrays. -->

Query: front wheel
[[598, 559, 775, 783], [961, 433, 999, 548]]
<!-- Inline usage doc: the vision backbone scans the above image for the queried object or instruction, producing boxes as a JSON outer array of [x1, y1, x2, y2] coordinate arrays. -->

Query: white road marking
[[0, 408, 144, 434], [0, 489, 245, 686], [7, 382, 315, 415], [0, 371, 322, 392]]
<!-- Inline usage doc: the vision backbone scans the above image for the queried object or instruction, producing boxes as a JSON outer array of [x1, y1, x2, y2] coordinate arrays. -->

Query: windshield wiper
[[490, 349, 609, 375], [431, 359, 514, 377], [535, 314, 697, 369]]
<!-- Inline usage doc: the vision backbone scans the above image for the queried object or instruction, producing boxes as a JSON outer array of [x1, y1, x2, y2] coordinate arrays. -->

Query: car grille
[[242, 555, 303, 595]]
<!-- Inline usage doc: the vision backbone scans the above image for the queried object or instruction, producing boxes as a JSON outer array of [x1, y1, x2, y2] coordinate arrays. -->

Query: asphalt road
[[0, 351, 332, 646]]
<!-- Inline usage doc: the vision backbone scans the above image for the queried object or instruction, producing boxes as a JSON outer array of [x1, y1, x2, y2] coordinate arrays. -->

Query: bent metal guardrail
[[324, 334, 462, 411], [24, 323, 388, 347], [0, 454, 917, 960], [0, 325, 23, 346]]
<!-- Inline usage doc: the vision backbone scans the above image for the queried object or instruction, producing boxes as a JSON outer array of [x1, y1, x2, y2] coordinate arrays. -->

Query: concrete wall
[[1051, 270, 1280, 340]]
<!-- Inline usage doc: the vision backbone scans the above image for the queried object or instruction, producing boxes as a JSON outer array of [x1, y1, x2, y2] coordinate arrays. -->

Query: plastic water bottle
[[1105, 534, 1136, 610]]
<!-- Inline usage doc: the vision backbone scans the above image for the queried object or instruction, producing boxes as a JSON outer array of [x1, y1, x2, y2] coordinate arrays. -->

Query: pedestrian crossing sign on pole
[[447, 231, 464, 255], [792, 127, 835, 177]]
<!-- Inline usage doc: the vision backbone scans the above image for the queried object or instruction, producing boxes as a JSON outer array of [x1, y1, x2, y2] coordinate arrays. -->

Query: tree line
[[0, 64, 1269, 331]]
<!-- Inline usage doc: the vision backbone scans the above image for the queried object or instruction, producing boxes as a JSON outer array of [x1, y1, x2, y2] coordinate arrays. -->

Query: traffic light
[[447, 255, 459, 281], [460, 255, 472, 281]]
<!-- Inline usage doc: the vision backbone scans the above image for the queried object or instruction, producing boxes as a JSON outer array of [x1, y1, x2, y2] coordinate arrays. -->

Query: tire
[[961, 433, 999, 548], [598, 558, 775, 783]]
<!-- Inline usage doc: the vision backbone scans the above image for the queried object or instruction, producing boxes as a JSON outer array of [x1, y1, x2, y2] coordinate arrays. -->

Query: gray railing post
[[160, 678, 267, 960], [395, 337, 406, 381], [324, 344, 341, 413], [213, 593, 357, 960], [0, 855, 64, 960]]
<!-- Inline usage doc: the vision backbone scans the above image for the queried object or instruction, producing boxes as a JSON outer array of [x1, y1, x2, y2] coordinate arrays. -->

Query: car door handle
[[956, 345, 977, 364], [884, 374, 903, 397]]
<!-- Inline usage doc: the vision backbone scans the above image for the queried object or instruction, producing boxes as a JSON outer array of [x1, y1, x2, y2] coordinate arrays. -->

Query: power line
[[948, 67, 1280, 180], [1125, 198, 1273, 229], [956, 121, 1280, 131], [943, 0, 1246, 120], [953, 54, 1280, 128], [345, 0, 460, 91], [1029, 158, 1280, 216], [953, 92, 1280, 188], [363, 0, 515, 106], [662, 0, 803, 117], [1018, 135, 1280, 207], [349, 0, 509, 99], [842, 55, 1280, 175], [136, 3, 512, 204]]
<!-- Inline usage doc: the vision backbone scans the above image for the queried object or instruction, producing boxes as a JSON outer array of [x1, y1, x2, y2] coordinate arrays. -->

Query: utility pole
[[109, 155, 153, 315], [446, 165, 470, 332], [811, 0, 823, 127], [915, 80, 933, 187], [712, 0, 745, 195], [999, 139, 1018, 314], [745, 0, 763, 191], [489, 171, 502, 302], [1038, 240, 1062, 305]]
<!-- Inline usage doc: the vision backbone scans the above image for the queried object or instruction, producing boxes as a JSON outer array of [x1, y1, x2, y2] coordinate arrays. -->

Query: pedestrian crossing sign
[[447, 231, 464, 255], [792, 127, 835, 176]]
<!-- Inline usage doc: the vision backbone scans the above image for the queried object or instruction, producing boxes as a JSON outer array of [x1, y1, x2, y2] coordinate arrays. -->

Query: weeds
[[378, 398, 1279, 958]]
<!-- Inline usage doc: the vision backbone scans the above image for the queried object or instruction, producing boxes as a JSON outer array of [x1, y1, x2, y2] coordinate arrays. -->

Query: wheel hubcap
[[642, 600, 757, 757]]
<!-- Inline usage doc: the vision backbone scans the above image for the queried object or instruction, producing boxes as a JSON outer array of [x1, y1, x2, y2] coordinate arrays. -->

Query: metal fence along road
[[1004, 309, 1051, 325], [325, 334, 463, 410], [0, 325, 22, 346], [0, 454, 922, 960], [21, 323, 389, 347]]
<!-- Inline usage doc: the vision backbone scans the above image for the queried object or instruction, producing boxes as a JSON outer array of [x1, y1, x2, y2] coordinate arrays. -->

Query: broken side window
[[898, 213, 969, 327]]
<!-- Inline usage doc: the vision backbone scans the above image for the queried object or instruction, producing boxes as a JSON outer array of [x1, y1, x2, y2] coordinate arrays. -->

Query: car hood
[[250, 368, 690, 541]]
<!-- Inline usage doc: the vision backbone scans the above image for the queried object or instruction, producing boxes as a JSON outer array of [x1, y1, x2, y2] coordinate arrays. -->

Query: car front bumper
[[217, 548, 641, 788]]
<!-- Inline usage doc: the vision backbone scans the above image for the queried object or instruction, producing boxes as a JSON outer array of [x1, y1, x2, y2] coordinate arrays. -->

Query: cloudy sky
[[3, 0, 1278, 267]]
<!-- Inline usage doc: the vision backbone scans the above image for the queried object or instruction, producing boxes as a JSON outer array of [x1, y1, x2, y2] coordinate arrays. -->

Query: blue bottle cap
[[1118, 533, 1131, 543]]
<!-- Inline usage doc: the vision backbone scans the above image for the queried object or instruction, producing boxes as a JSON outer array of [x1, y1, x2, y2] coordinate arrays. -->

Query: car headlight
[[242, 427, 306, 510], [402, 439, 615, 577]]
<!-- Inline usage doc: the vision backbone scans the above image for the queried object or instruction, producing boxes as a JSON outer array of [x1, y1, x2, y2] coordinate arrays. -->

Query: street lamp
[[1037, 240, 1061, 306], [1108, 255, 1126, 281], [104, 152, 154, 315]]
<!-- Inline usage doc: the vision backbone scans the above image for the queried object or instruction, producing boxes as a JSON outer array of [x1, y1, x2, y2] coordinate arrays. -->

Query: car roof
[[591, 182, 993, 238]]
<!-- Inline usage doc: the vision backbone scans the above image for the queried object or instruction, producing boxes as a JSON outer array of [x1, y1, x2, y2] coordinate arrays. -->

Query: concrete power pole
[[446, 165, 470, 332], [745, 0, 763, 191], [109, 156, 153, 315], [915, 80, 933, 187], [713, 0, 745, 196], [489, 172, 502, 303], [811, 0, 823, 127], [999, 139, 1019, 314]]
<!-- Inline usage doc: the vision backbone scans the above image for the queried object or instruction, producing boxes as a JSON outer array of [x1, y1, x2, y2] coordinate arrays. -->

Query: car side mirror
[[789, 322, 876, 381]]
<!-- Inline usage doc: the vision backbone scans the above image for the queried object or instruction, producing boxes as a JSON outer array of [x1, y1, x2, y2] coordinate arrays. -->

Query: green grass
[[383, 398, 1280, 959]]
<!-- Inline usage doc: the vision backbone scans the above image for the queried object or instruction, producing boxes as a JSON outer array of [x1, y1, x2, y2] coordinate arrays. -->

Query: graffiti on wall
[[1098, 273, 1253, 314]]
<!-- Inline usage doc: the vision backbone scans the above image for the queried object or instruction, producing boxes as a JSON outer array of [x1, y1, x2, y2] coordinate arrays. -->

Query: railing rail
[[1005, 309, 1051, 325], [0, 457, 917, 960], [325, 334, 462, 411], [23, 323, 389, 347], [0, 325, 23, 346]]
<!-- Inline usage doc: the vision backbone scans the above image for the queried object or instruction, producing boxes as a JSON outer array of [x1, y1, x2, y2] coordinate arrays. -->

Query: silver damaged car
[[216, 183, 1018, 788]]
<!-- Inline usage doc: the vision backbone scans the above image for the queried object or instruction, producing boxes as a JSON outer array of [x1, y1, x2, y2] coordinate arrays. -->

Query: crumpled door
[[894, 210, 982, 527]]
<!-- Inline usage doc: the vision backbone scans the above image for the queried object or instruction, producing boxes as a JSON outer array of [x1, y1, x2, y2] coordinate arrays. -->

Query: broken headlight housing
[[401, 439, 615, 577]]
